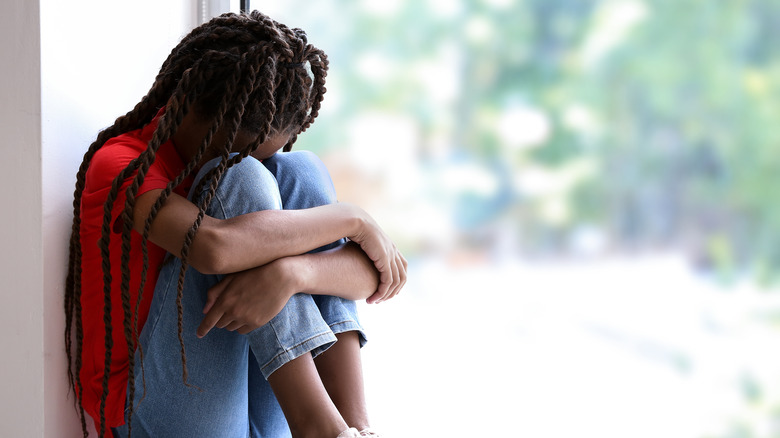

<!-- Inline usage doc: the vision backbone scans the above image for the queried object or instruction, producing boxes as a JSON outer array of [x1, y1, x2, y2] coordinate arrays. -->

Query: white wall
[[37, 0, 196, 438], [0, 1, 43, 437]]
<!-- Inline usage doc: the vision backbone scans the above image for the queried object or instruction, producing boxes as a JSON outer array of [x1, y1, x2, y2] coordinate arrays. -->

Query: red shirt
[[79, 112, 192, 427]]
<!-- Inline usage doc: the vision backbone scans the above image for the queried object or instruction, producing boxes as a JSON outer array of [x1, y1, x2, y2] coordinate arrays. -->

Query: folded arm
[[293, 241, 386, 301], [134, 188, 406, 300], [196, 241, 404, 337], [135, 189, 362, 274]]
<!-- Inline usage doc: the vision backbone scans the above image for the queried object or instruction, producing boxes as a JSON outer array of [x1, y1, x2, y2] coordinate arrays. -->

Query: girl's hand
[[348, 209, 408, 304], [196, 260, 297, 338]]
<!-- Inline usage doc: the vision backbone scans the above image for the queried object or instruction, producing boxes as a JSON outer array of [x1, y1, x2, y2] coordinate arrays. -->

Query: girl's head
[[158, 10, 328, 156], [65, 11, 328, 437]]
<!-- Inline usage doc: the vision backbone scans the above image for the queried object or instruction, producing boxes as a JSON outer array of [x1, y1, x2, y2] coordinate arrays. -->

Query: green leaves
[[287, 0, 780, 279]]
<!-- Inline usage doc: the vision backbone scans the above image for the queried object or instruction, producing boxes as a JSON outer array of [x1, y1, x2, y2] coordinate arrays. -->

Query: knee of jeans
[[275, 150, 338, 208], [194, 156, 282, 218]]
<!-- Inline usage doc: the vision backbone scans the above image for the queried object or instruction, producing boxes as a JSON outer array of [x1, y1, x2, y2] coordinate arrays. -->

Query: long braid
[[94, 76, 203, 436], [96, 153, 146, 437], [302, 47, 329, 132], [64, 70, 178, 438], [64, 68, 190, 437], [116, 60, 212, 435], [172, 52, 257, 387], [66, 11, 328, 437], [92, 72, 206, 435], [131, 64, 236, 412], [172, 47, 279, 389]]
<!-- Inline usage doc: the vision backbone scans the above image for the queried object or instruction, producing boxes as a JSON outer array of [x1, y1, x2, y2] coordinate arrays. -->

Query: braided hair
[[63, 11, 328, 437]]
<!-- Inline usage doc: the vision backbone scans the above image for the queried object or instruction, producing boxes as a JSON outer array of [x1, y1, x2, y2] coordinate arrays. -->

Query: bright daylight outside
[[265, 1, 780, 437]]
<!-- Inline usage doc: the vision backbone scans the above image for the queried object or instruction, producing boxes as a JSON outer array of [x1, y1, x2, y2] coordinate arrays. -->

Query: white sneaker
[[337, 427, 362, 438], [359, 428, 380, 437]]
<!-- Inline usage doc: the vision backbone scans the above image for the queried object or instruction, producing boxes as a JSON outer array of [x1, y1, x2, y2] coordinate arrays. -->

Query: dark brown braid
[[64, 72, 176, 438], [64, 11, 328, 437], [128, 57, 239, 415], [114, 67, 204, 437]]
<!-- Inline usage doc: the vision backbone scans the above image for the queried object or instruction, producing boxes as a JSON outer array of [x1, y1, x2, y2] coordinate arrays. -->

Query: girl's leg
[[262, 151, 371, 431], [311, 296, 370, 431], [314, 331, 370, 431], [268, 354, 348, 438], [245, 290, 347, 438], [247, 347, 351, 438], [114, 253, 252, 438], [208, 154, 356, 437], [247, 359, 287, 436], [115, 156, 344, 437]]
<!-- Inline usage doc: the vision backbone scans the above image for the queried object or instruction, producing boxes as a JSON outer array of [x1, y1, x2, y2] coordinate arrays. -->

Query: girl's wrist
[[275, 255, 312, 296], [340, 202, 367, 242]]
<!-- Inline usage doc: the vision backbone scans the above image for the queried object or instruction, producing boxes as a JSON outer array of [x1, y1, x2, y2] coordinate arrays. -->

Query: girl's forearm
[[138, 188, 367, 274], [199, 203, 366, 274], [284, 241, 380, 301]]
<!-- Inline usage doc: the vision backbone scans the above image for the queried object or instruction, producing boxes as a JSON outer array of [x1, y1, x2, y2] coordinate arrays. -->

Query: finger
[[369, 264, 392, 304], [387, 254, 406, 301], [377, 253, 401, 303], [385, 260, 401, 300], [197, 307, 225, 338], [237, 325, 254, 335], [224, 321, 244, 332], [396, 252, 408, 290], [384, 250, 408, 302], [367, 289, 383, 304], [216, 315, 233, 329], [203, 279, 228, 314]]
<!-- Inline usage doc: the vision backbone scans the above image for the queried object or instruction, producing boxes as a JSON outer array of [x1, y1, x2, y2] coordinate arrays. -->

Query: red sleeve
[[84, 140, 178, 235]]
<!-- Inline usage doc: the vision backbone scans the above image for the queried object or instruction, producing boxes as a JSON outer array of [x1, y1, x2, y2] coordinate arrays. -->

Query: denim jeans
[[113, 151, 366, 438]]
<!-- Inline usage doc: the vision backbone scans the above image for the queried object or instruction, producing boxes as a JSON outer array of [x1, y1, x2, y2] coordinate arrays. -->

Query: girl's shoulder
[[85, 129, 148, 192]]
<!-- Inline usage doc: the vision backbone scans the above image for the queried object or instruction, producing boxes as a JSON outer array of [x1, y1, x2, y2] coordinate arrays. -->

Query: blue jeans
[[114, 151, 366, 438]]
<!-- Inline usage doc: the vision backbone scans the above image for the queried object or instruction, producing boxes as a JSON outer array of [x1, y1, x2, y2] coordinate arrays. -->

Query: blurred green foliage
[[268, 3, 780, 436], [286, 0, 780, 280]]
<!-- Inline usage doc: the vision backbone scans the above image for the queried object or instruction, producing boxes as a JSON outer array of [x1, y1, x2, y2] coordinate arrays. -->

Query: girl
[[65, 10, 406, 438]]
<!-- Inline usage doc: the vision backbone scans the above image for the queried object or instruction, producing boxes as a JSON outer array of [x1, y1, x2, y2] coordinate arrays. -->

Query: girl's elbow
[[188, 226, 231, 274], [190, 254, 227, 275]]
